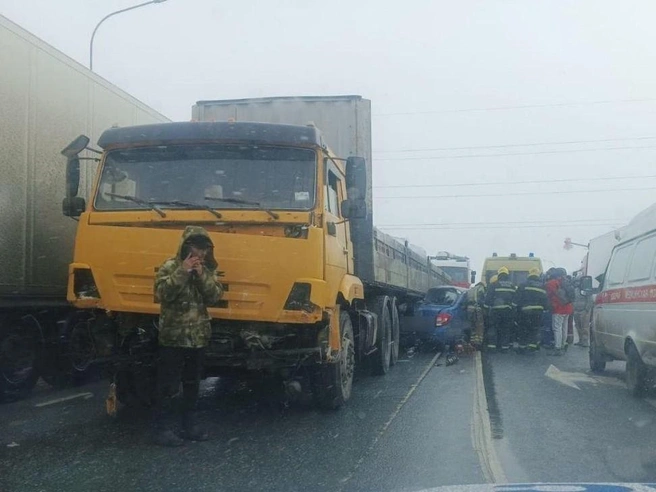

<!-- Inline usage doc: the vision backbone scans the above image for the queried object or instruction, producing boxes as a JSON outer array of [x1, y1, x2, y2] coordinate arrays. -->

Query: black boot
[[182, 412, 209, 441]]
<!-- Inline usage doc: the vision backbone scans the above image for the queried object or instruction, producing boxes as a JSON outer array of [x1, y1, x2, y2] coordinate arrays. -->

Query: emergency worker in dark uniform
[[514, 267, 548, 352], [466, 281, 486, 348], [484, 267, 516, 351], [152, 226, 223, 447]]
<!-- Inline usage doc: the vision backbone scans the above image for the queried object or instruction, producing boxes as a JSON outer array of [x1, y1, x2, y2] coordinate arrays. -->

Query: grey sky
[[4, 0, 656, 276]]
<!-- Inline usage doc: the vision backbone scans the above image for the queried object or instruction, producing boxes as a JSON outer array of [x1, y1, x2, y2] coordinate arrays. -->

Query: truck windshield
[[94, 144, 317, 212], [485, 269, 530, 285], [439, 266, 468, 283]]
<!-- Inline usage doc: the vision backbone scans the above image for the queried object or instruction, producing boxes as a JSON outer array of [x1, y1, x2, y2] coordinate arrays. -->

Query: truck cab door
[[324, 162, 349, 288]]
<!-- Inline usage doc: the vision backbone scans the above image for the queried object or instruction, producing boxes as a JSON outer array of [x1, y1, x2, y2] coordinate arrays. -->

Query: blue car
[[401, 286, 469, 348]]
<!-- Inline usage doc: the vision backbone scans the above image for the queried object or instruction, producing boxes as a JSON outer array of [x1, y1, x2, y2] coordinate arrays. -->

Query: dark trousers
[[488, 308, 514, 349], [152, 346, 205, 428], [517, 310, 543, 347]]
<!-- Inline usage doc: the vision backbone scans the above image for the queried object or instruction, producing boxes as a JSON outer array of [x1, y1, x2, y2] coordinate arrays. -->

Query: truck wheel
[[314, 310, 355, 409], [390, 299, 400, 366], [626, 343, 649, 397], [0, 317, 40, 402], [589, 332, 606, 373], [373, 296, 392, 376]]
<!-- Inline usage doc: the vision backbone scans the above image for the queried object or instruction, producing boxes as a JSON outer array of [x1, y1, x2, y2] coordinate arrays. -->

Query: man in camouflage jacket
[[152, 226, 223, 447]]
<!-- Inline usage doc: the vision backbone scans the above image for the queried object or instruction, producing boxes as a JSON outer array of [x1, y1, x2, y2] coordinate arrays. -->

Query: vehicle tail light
[[435, 312, 452, 326]]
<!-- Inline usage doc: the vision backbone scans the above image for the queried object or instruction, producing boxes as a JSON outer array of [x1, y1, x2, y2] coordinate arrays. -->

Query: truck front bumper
[[204, 346, 324, 370]]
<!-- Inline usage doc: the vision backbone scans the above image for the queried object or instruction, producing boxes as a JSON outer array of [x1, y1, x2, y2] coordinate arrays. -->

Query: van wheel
[[390, 298, 400, 366], [589, 333, 606, 373], [626, 343, 649, 397], [372, 296, 392, 376]]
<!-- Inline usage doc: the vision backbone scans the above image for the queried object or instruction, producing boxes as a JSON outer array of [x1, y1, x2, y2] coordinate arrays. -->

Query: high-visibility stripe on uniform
[[520, 305, 545, 311], [491, 305, 512, 309], [495, 288, 516, 293], [525, 286, 547, 294]]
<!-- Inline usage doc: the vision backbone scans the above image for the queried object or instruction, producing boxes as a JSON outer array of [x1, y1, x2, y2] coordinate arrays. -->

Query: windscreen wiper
[[104, 193, 166, 218], [150, 200, 222, 219], [204, 196, 279, 219]]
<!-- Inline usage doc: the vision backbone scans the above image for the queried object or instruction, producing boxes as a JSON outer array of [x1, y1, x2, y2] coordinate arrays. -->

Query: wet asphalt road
[[2, 343, 656, 491]]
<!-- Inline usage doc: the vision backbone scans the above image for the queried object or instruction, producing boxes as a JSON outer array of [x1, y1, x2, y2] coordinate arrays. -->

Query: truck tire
[[626, 343, 649, 397], [314, 310, 355, 409], [390, 298, 400, 366], [0, 317, 40, 403], [589, 332, 606, 373], [372, 296, 392, 376]]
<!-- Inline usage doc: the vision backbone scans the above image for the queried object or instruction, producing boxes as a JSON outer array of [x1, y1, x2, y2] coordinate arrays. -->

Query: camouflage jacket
[[154, 226, 223, 348]]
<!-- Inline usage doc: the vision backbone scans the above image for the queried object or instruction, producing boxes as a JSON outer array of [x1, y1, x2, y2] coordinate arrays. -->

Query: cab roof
[[97, 121, 323, 149]]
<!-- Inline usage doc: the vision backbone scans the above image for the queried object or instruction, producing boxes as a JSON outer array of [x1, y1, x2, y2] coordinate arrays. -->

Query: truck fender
[[338, 274, 364, 306]]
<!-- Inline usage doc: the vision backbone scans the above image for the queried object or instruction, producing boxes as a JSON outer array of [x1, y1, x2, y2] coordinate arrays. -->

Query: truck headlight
[[73, 268, 100, 299], [284, 282, 315, 313]]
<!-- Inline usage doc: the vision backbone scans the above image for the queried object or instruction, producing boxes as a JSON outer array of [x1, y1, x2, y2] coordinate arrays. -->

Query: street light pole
[[89, 0, 168, 71]]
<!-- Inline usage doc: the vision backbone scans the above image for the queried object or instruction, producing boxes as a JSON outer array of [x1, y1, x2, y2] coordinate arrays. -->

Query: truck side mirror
[[341, 199, 366, 219], [580, 275, 593, 292], [345, 156, 367, 200], [65, 157, 81, 198], [62, 196, 86, 217], [61, 135, 89, 207], [61, 135, 90, 158], [470, 270, 477, 285]]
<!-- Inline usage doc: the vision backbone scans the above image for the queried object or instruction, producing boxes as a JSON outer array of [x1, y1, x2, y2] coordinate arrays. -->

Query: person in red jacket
[[545, 268, 574, 355]]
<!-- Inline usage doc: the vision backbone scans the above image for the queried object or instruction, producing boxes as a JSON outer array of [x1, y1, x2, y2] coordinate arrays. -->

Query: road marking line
[[471, 352, 507, 484], [338, 351, 442, 488], [34, 392, 93, 408]]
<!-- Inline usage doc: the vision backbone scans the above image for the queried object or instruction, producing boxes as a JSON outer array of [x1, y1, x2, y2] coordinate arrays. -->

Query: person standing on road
[[484, 267, 516, 352], [573, 276, 593, 347], [466, 281, 486, 349], [152, 226, 223, 447], [514, 268, 549, 353], [545, 268, 574, 356]]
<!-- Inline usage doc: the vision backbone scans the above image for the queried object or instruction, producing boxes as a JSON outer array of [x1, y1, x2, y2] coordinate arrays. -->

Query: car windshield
[[94, 145, 316, 211], [425, 288, 460, 305]]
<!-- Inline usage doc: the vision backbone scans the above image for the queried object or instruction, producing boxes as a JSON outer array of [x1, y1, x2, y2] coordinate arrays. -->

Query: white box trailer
[[0, 15, 169, 400], [192, 96, 450, 295]]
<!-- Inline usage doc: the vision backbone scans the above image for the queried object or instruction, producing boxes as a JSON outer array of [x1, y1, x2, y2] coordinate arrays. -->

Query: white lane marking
[[338, 351, 442, 488], [34, 392, 93, 408], [545, 365, 625, 390], [471, 352, 507, 484]]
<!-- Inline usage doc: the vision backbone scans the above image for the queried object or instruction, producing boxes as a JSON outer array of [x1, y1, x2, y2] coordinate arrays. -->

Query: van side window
[[607, 244, 634, 286], [627, 235, 656, 282]]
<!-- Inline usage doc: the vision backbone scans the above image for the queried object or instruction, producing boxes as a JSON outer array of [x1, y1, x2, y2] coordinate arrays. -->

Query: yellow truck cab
[[482, 253, 543, 285], [60, 95, 449, 409]]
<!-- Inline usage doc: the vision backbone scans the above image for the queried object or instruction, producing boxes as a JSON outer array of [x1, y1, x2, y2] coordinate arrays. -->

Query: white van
[[588, 222, 656, 396]]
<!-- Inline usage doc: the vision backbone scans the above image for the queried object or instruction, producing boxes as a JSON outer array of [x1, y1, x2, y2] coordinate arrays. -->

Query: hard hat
[[497, 266, 509, 276], [529, 268, 541, 277], [490, 275, 499, 284]]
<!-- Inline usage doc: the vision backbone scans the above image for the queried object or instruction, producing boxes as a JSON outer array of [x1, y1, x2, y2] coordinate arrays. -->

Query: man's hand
[[193, 261, 204, 276], [183, 253, 200, 273]]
